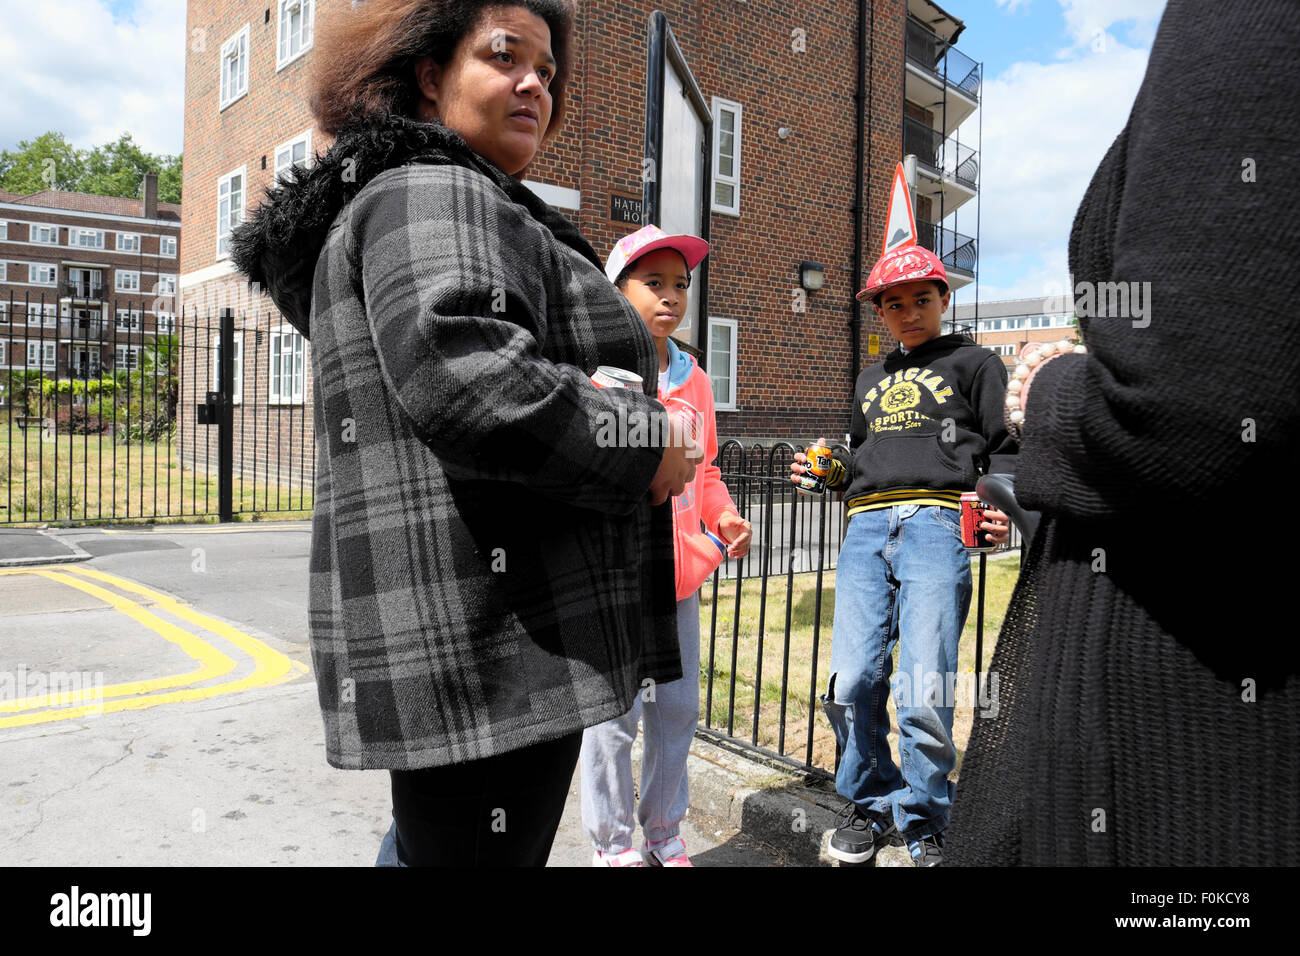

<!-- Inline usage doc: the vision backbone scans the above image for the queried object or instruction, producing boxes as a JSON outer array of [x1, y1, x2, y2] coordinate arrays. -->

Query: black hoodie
[[230, 114, 601, 338], [833, 333, 1018, 514]]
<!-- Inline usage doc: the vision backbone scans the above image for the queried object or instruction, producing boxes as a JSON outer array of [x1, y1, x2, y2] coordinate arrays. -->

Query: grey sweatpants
[[579, 593, 701, 852]]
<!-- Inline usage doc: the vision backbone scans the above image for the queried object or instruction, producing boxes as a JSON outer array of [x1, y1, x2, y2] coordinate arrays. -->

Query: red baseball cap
[[856, 244, 948, 301]]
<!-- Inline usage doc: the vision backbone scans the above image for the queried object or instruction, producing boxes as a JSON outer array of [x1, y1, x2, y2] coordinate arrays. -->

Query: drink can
[[591, 366, 644, 389], [797, 442, 833, 494], [960, 491, 997, 552]]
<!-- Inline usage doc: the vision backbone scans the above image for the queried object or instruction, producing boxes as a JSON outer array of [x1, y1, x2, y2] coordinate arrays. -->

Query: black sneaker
[[908, 831, 945, 867], [828, 802, 900, 864]]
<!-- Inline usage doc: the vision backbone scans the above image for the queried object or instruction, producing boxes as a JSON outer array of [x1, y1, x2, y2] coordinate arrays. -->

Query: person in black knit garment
[[945, 0, 1300, 866]]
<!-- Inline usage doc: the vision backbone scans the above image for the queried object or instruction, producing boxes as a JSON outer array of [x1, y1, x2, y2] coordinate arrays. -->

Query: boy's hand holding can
[[790, 438, 834, 494]]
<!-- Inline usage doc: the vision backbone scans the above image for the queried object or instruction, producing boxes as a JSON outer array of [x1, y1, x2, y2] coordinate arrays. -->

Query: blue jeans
[[821, 504, 971, 843]]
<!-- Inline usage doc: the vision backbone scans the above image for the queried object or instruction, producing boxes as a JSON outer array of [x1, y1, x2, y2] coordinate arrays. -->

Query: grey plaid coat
[[233, 118, 681, 769]]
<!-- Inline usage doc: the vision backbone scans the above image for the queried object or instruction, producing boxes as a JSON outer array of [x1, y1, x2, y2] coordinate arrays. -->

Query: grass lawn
[[698, 553, 1021, 778], [0, 424, 312, 525]]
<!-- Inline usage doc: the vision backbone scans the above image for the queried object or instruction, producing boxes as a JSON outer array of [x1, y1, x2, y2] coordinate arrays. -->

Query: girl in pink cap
[[580, 225, 753, 866]]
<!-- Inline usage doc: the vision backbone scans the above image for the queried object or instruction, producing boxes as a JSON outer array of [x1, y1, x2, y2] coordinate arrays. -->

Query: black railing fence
[[2, 297, 313, 524], [905, 16, 983, 99]]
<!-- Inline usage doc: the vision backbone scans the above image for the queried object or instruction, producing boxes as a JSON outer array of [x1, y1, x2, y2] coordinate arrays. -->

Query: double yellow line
[[0, 566, 309, 728]]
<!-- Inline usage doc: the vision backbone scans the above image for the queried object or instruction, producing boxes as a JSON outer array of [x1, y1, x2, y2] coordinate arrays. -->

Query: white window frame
[[115, 270, 141, 293], [155, 274, 177, 296], [711, 98, 742, 216], [213, 332, 244, 405], [0, 262, 5, 282], [220, 25, 250, 110], [116, 309, 144, 332], [269, 326, 306, 405], [274, 129, 313, 183], [116, 232, 141, 252], [28, 341, 57, 370], [707, 317, 739, 411], [155, 312, 177, 335], [217, 167, 247, 261], [70, 227, 105, 249], [0, 302, 8, 323], [30, 224, 59, 244], [115, 345, 142, 371], [276, 0, 315, 71], [30, 263, 57, 285], [0, 221, 7, 241], [159, 235, 177, 258], [67, 266, 102, 296]]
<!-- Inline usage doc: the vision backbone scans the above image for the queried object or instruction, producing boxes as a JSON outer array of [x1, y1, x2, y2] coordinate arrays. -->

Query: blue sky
[[1, 0, 1169, 303]]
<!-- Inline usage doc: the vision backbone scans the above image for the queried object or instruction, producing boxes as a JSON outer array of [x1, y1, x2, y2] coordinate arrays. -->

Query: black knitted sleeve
[[1014, 0, 1300, 522]]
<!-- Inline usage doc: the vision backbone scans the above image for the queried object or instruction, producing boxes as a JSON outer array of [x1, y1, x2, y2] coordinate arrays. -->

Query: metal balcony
[[905, 16, 981, 135], [60, 277, 106, 301], [903, 117, 979, 188], [916, 218, 977, 288]]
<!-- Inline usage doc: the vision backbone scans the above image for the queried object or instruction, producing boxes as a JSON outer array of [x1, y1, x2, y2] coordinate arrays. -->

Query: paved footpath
[[0, 523, 784, 867]]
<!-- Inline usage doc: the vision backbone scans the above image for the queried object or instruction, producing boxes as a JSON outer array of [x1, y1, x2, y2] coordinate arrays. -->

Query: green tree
[[0, 132, 85, 192], [80, 133, 182, 204]]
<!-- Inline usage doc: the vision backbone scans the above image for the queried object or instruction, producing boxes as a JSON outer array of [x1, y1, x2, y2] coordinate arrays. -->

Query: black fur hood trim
[[229, 114, 598, 338]]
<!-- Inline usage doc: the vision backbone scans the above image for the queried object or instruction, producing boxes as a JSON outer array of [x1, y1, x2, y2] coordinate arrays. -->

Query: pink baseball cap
[[604, 224, 710, 284]]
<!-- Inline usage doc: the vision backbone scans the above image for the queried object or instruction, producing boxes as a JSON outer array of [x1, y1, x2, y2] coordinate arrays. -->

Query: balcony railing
[[60, 277, 106, 300], [903, 117, 980, 189], [916, 218, 978, 276], [905, 17, 982, 100]]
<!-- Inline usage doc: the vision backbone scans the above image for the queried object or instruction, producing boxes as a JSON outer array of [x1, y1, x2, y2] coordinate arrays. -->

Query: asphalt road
[[0, 523, 783, 867]]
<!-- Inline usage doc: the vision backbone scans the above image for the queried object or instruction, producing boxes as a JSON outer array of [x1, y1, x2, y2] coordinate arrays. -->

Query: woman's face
[[417, 6, 556, 176]]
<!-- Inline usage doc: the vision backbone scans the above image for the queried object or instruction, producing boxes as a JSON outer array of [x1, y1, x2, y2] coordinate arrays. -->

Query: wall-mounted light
[[800, 261, 825, 291], [777, 126, 791, 140]]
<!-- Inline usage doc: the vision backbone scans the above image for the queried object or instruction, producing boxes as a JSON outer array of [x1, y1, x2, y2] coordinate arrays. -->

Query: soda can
[[797, 442, 834, 494], [591, 366, 644, 389], [959, 491, 997, 552]]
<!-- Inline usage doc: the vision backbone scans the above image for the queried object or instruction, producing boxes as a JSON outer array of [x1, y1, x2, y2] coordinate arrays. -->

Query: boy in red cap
[[791, 243, 1015, 866]]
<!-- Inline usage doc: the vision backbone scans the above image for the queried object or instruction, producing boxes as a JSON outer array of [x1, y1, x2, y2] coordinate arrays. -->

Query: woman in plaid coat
[[232, 0, 698, 865]]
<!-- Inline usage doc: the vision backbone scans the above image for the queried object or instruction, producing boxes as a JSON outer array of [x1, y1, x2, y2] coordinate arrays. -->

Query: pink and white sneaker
[[592, 848, 645, 867], [641, 836, 693, 867]]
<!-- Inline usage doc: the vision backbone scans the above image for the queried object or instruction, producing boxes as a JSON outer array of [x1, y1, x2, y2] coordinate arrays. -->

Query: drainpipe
[[850, 0, 871, 394]]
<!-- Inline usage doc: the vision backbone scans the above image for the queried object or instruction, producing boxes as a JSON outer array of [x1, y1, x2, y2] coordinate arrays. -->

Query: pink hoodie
[[660, 339, 738, 601]]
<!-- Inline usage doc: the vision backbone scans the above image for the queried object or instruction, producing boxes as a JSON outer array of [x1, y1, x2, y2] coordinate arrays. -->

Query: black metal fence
[[1, 296, 313, 524]]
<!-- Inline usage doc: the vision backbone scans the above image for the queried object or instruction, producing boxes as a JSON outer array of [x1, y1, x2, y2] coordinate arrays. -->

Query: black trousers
[[389, 731, 583, 866]]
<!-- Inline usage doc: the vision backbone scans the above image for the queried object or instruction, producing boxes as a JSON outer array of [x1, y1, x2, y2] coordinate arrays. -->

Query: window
[[116, 233, 141, 252], [70, 228, 105, 249], [116, 270, 141, 293], [30, 224, 59, 244], [159, 236, 177, 257], [67, 267, 102, 297], [277, 0, 314, 69], [220, 25, 250, 109], [28, 342, 57, 369], [69, 307, 102, 332], [269, 327, 306, 404], [115, 345, 141, 370], [0, 262, 5, 282], [0, 221, 7, 240], [30, 263, 57, 285], [155, 312, 177, 335], [274, 130, 312, 182], [213, 332, 244, 405], [707, 317, 738, 410], [70, 347, 101, 378], [217, 168, 246, 260], [155, 274, 177, 296], [116, 309, 143, 331], [711, 98, 742, 216], [0, 302, 7, 323]]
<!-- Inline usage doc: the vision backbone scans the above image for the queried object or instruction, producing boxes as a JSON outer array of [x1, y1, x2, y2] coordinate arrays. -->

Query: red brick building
[[180, 0, 982, 461], [0, 173, 180, 400]]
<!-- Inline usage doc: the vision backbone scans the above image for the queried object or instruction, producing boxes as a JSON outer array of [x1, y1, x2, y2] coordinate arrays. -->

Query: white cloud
[[0, 0, 185, 157], [959, 5, 1168, 301], [995, 0, 1034, 12], [1058, 0, 1165, 50]]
